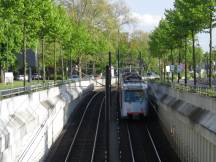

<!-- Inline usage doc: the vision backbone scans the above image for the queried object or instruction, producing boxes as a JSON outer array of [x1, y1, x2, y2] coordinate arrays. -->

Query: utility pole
[[117, 48, 120, 89], [108, 51, 111, 111], [117, 29, 120, 91], [105, 65, 109, 162], [105, 51, 111, 162]]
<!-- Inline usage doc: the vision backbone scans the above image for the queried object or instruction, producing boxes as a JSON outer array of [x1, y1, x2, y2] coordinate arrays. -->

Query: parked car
[[82, 75, 94, 80], [32, 73, 42, 80], [16, 75, 28, 81], [70, 75, 80, 82], [143, 72, 160, 80], [147, 72, 160, 79]]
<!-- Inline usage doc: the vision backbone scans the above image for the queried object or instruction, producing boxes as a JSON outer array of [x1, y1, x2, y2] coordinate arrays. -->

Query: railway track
[[120, 120, 162, 162], [64, 91, 105, 162], [45, 91, 106, 162], [46, 89, 180, 162]]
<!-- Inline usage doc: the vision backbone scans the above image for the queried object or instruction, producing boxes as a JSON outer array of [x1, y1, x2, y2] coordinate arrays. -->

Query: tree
[[0, 0, 23, 82], [175, 0, 209, 86], [204, 0, 216, 87], [165, 8, 190, 84], [20, 0, 45, 86], [157, 19, 178, 82], [149, 27, 166, 80], [48, 5, 69, 83], [129, 30, 149, 74], [37, 0, 54, 83]]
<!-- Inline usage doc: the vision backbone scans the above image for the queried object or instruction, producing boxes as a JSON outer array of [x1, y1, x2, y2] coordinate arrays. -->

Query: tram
[[119, 72, 149, 119]]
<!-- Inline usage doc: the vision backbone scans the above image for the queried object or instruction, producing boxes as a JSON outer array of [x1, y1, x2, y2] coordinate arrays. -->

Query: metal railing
[[150, 80, 216, 97], [0, 75, 116, 99], [172, 83, 216, 97], [0, 80, 74, 99]]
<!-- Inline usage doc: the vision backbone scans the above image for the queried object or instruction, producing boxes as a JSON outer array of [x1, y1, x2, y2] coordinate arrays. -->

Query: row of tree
[[149, 0, 216, 87], [0, 0, 71, 85], [0, 0, 138, 85]]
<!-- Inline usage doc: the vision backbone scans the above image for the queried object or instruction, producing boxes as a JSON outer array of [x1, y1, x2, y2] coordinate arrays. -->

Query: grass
[[0, 80, 47, 90], [0, 79, 73, 91]]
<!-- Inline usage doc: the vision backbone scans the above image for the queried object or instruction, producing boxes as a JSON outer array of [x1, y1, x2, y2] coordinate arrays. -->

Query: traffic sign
[[170, 65, 175, 72], [166, 65, 170, 73]]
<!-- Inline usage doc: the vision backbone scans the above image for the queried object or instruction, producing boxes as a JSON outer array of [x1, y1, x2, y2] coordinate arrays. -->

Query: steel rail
[[90, 97, 105, 162], [146, 126, 162, 162], [64, 91, 101, 162], [126, 123, 136, 162]]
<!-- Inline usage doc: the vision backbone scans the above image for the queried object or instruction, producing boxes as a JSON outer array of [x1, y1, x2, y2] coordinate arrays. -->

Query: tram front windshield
[[124, 90, 145, 102]]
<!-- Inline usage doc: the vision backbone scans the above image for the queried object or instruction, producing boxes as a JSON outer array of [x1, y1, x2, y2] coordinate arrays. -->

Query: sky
[[123, 0, 174, 32], [121, 0, 215, 52]]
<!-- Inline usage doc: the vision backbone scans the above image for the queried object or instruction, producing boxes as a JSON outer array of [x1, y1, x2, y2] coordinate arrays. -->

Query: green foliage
[[175, 0, 209, 32], [149, 0, 214, 83], [0, 0, 136, 79], [0, 0, 23, 70]]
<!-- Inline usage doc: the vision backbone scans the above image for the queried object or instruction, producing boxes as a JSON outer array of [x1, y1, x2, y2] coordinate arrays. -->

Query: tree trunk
[[163, 59, 166, 81], [36, 44, 40, 83], [28, 66, 32, 82], [93, 62, 96, 76], [184, 37, 187, 85], [0, 66, 4, 83], [78, 56, 82, 78], [209, 12, 213, 88], [171, 49, 174, 83], [139, 51, 142, 75], [70, 49, 72, 77], [85, 63, 88, 74], [206, 55, 209, 78], [54, 39, 56, 83], [42, 37, 45, 83], [178, 47, 181, 83], [192, 30, 196, 87], [23, 24, 27, 87], [159, 57, 161, 80], [6, 36, 8, 72], [61, 46, 64, 82]]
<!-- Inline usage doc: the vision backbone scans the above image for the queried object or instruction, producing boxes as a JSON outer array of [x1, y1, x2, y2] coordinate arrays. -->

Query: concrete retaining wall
[[0, 80, 97, 162], [148, 83, 216, 162], [154, 84, 216, 114]]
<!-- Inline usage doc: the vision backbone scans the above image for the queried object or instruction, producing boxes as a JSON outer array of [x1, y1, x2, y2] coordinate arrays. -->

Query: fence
[[0, 76, 117, 99], [0, 80, 72, 99], [152, 80, 216, 97]]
